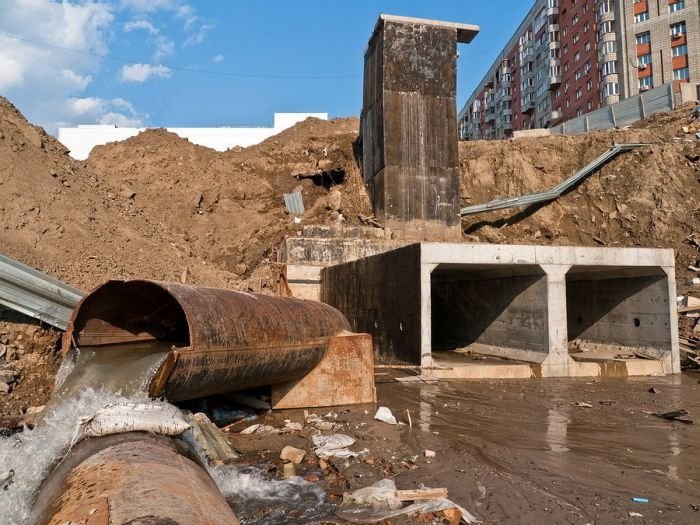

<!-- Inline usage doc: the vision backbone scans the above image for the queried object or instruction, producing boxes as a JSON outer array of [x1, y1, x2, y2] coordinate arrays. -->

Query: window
[[563, 26, 568, 37], [634, 11, 649, 23], [583, 2, 589, 14], [599, 20, 615, 38], [564, 62, 570, 72], [639, 76, 654, 90], [602, 82, 619, 97], [669, 1, 686, 13], [673, 66, 690, 80], [573, 14, 579, 25], [670, 22, 687, 37], [566, 98, 571, 108], [575, 69, 582, 80], [599, 1, 613, 14], [587, 100, 593, 110], [601, 61, 617, 76], [573, 33, 580, 44], [672, 44, 688, 57], [583, 22, 590, 33], [576, 87, 582, 99], [636, 32, 651, 45], [587, 79, 593, 90], [600, 40, 617, 54], [576, 108, 584, 117], [638, 53, 652, 66], [584, 61, 592, 75], [563, 44, 569, 55], [585, 40, 591, 51], [574, 50, 581, 61]]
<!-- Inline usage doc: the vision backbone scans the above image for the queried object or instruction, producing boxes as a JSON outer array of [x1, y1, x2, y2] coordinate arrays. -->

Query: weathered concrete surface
[[321, 243, 679, 378], [272, 331, 376, 409], [361, 15, 478, 241]]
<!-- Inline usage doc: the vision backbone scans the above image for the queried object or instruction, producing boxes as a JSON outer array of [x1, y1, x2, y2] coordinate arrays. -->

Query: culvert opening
[[430, 264, 548, 363], [70, 280, 190, 348], [565, 266, 672, 358]]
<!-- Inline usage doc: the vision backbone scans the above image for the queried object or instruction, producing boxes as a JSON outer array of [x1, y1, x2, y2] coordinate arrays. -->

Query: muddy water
[[380, 374, 700, 524], [55, 341, 172, 399]]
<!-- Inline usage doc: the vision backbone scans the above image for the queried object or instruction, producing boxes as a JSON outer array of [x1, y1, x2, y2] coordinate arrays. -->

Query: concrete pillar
[[361, 15, 478, 241], [663, 266, 681, 374], [539, 265, 575, 377], [420, 263, 438, 369]]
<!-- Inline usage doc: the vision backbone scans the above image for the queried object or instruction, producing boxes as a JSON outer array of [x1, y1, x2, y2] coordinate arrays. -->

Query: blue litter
[[632, 497, 649, 503]]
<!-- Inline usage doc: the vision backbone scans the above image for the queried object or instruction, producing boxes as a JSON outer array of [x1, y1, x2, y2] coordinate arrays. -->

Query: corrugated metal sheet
[[460, 144, 644, 217], [283, 191, 305, 216], [0, 252, 84, 329]]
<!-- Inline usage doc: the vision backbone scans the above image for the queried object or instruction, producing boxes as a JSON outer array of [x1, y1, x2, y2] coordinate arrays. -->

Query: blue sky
[[0, 1, 533, 134]]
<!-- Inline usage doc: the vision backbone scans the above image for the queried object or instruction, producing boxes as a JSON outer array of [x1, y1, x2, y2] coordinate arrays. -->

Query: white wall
[[57, 112, 328, 160]]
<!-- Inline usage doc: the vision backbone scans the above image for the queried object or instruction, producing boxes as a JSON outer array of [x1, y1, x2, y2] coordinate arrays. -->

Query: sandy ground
[[227, 372, 700, 524]]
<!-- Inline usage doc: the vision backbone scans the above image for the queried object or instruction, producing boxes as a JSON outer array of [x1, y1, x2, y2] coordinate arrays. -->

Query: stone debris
[[373, 406, 397, 425], [280, 445, 306, 465], [239, 423, 279, 435]]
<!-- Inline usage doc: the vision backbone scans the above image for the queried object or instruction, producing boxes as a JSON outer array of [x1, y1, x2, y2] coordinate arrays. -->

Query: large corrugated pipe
[[62, 280, 352, 401], [32, 434, 240, 524]]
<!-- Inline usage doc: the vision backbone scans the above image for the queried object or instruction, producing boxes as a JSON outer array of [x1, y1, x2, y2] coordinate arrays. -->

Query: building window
[[638, 53, 652, 66], [601, 61, 617, 76], [587, 100, 593, 110], [573, 33, 580, 44], [599, 1, 613, 14], [583, 2, 589, 14], [600, 40, 617, 54], [584, 40, 591, 51], [672, 44, 688, 57], [573, 14, 579, 25], [564, 62, 570, 72], [639, 76, 654, 90], [599, 20, 615, 38], [566, 98, 571, 108], [576, 87, 582, 99], [634, 11, 649, 23], [583, 22, 590, 33], [673, 66, 690, 80], [575, 69, 582, 80], [635, 32, 651, 45], [574, 50, 581, 62], [563, 44, 568, 55], [563, 26, 568, 37], [587, 79, 593, 90], [670, 22, 687, 37], [669, 1, 686, 13], [576, 108, 584, 117], [584, 61, 592, 75], [603, 82, 619, 97]]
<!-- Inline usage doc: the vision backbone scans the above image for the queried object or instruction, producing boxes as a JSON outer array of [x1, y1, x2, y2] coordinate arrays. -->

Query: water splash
[[0, 388, 153, 524]]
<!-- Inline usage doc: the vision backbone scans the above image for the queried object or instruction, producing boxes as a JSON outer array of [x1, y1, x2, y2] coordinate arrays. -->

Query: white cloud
[[153, 35, 175, 61], [120, 0, 178, 12], [121, 0, 213, 45], [0, 1, 144, 134], [120, 63, 172, 82], [64, 97, 145, 127], [124, 19, 158, 34], [213, 54, 224, 63]]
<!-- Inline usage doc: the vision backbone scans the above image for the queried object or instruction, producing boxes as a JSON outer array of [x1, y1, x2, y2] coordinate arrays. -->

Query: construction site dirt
[[1, 89, 700, 524]]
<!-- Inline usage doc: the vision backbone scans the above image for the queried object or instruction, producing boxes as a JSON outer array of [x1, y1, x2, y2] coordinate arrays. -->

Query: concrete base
[[321, 242, 680, 378], [271, 332, 376, 409]]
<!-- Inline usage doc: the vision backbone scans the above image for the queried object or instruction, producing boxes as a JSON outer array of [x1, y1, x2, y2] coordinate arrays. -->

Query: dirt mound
[[459, 105, 700, 292]]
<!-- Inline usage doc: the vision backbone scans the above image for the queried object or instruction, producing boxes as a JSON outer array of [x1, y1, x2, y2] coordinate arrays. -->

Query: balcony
[[599, 10, 615, 24], [502, 108, 513, 117], [503, 120, 514, 132], [548, 23, 560, 33], [547, 5, 559, 16], [549, 75, 562, 87], [548, 40, 561, 51], [485, 112, 496, 123], [521, 100, 535, 113], [551, 109, 563, 120]]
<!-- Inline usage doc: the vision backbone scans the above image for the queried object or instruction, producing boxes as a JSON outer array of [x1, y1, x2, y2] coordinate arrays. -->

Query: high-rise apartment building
[[459, 0, 699, 140]]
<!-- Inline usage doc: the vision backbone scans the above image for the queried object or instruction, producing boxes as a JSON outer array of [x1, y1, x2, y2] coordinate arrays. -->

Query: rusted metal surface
[[33, 434, 239, 525], [272, 331, 377, 409], [62, 280, 352, 401]]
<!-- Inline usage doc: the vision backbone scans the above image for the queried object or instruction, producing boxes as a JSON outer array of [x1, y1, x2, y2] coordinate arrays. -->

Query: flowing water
[[0, 341, 331, 524]]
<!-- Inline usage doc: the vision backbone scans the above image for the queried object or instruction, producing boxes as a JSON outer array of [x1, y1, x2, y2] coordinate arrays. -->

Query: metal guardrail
[[0, 252, 84, 329], [460, 143, 644, 217]]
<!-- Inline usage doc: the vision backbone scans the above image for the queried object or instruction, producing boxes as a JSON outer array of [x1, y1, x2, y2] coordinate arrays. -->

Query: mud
[[232, 373, 700, 524]]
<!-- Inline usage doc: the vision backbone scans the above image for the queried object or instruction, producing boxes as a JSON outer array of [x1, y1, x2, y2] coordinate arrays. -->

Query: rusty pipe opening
[[61, 280, 352, 402]]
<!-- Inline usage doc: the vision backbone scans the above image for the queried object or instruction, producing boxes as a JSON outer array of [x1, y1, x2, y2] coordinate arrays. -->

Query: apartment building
[[459, 0, 699, 140]]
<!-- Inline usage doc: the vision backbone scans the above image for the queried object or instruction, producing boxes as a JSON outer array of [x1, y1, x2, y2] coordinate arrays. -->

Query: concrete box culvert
[[62, 280, 352, 401]]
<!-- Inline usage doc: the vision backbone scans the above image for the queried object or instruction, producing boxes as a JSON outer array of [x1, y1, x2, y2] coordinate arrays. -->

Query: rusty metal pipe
[[32, 434, 240, 524], [62, 280, 352, 401]]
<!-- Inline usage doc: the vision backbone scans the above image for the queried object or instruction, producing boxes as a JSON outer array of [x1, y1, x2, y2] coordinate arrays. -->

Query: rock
[[25, 405, 44, 415], [317, 159, 333, 172], [326, 189, 342, 211], [0, 381, 11, 394], [319, 458, 329, 470], [303, 473, 320, 483], [234, 263, 248, 275], [0, 370, 17, 384], [424, 449, 436, 458], [280, 445, 306, 465]]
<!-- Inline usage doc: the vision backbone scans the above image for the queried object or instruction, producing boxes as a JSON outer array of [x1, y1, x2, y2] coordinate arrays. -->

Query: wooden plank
[[396, 488, 449, 501]]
